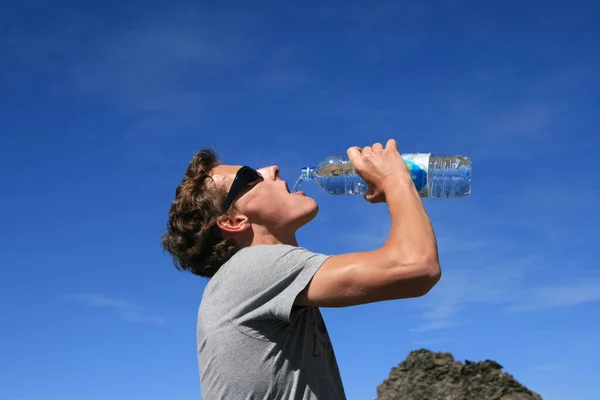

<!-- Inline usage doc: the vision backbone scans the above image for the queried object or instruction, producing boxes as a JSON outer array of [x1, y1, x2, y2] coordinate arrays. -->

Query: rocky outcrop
[[377, 349, 542, 400]]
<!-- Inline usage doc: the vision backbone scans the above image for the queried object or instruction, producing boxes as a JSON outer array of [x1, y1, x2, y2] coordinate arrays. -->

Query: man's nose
[[258, 165, 280, 180]]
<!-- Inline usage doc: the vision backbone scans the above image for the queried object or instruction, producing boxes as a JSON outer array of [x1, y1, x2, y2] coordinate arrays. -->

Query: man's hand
[[347, 139, 413, 203]]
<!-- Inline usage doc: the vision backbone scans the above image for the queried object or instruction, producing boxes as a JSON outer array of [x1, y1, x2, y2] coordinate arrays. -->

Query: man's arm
[[295, 140, 440, 308]]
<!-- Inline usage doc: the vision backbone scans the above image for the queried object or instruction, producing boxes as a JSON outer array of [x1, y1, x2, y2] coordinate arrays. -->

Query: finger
[[386, 139, 397, 150], [363, 146, 372, 153], [372, 142, 383, 151], [347, 146, 362, 156], [347, 146, 362, 165]]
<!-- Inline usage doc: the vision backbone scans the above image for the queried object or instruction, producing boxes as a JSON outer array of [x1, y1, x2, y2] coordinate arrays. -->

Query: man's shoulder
[[210, 243, 326, 287], [209, 244, 292, 281], [225, 243, 310, 265]]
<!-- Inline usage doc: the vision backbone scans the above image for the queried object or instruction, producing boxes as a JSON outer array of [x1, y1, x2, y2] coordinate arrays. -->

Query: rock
[[376, 349, 542, 400]]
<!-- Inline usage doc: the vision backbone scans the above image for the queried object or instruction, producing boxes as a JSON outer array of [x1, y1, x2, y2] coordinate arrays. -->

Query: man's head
[[161, 148, 318, 277]]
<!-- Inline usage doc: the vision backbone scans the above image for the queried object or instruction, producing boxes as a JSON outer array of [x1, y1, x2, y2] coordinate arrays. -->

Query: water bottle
[[292, 153, 471, 198]]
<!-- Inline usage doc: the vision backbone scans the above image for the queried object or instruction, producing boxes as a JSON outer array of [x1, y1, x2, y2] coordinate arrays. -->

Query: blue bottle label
[[402, 153, 430, 193]]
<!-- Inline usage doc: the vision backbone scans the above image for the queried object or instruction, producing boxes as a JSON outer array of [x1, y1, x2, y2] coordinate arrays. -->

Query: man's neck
[[250, 228, 298, 247]]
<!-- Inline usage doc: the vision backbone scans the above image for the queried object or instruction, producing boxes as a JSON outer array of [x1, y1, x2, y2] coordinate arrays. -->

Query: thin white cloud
[[71, 26, 245, 113], [407, 253, 600, 332], [508, 281, 600, 312], [411, 319, 462, 333], [69, 293, 167, 325], [412, 337, 452, 347]]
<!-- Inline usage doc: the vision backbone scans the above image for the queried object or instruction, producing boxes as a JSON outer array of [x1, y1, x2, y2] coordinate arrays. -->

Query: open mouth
[[284, 180, 303, 195]]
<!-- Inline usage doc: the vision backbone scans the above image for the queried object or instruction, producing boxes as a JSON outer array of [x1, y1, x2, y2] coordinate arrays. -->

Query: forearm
[[381, 177, 439, 268]]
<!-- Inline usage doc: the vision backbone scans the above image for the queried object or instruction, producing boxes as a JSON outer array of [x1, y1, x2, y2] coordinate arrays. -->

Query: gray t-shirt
[[197, 244, 346, 400]]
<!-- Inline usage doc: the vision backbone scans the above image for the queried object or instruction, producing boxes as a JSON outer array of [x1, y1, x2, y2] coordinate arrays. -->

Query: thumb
[[347, 146, 362, 166]]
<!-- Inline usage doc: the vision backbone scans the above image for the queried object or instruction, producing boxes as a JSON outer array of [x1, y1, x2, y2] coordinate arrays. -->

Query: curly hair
[[161, 148, 239, 278]]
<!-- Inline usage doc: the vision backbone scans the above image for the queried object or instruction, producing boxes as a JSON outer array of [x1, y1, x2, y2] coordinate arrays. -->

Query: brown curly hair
[[161, 148, 239, 277]]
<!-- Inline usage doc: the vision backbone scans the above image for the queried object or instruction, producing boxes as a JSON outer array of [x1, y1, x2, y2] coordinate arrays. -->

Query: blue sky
[[1, 1, 599, 399]]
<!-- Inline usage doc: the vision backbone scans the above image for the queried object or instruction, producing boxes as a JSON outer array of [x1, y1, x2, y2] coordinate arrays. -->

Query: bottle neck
[[301, 167, 315, 181]]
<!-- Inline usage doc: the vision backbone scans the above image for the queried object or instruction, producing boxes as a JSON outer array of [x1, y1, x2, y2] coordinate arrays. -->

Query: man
[[161, 139, 441, 399]]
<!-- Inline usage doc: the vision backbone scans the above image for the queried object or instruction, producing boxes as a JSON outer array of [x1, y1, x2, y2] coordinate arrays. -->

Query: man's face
[[212, 164, 319, 235]]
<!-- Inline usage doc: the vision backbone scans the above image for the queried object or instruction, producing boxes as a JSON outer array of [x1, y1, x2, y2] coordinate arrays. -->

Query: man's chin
[[300, 203, 319, 225]]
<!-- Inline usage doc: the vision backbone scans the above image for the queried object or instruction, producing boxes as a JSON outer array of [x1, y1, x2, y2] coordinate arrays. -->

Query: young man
[[161, 139, 441, 399]]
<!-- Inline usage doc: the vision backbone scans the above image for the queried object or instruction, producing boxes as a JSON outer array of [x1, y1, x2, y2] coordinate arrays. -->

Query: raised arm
[[295, 139, 440, 308]]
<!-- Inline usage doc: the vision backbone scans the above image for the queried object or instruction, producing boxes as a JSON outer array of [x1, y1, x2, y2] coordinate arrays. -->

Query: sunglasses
[[222, 166, 263, 213]]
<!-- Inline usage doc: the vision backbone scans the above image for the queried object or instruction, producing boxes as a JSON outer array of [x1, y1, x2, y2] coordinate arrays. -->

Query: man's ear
[[216, 212, 250, 234]]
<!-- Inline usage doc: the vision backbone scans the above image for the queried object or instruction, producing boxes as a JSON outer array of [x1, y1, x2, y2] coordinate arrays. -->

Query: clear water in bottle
[[292, 153, 471, 198]]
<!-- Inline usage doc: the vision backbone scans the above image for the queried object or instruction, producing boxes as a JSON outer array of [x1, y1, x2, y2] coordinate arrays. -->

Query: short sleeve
[[222, 244, 329, 326]]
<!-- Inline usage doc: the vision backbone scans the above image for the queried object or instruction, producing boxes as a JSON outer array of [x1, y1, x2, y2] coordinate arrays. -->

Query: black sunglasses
[[222, 166, 262, 213]]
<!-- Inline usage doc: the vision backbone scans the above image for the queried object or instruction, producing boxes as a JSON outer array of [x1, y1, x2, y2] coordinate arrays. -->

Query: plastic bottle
[[292, 153, 471, 198]]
